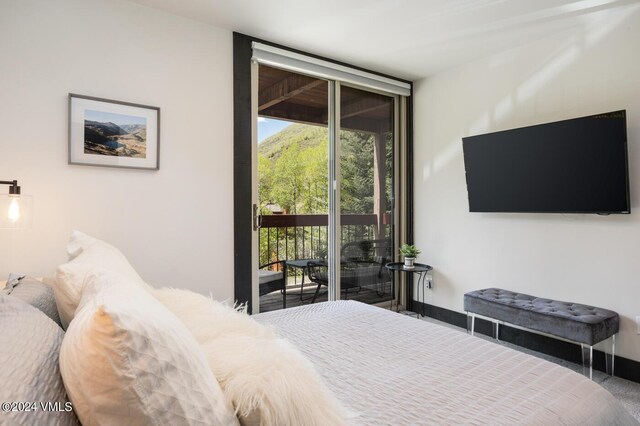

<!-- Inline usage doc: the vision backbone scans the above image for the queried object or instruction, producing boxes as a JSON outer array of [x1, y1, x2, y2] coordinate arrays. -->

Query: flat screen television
[[462, 110, 629, 214]]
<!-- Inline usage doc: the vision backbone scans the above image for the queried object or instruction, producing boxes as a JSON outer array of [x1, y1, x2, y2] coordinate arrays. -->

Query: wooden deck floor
[[259, 281, 394, 313]]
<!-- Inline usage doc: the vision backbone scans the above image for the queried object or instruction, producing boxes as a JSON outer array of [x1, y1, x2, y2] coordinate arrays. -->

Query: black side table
[[385, 262, 433, 317]]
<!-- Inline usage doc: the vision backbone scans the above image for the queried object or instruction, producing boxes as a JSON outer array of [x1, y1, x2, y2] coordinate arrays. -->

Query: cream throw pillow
[[54, 230, 151, 328], [153, 287, 351, 426], [60, 271, 239, 426]]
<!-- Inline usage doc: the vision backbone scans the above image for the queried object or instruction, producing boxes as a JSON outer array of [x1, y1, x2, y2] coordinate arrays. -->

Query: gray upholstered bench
[[464, 288, 619, 379]]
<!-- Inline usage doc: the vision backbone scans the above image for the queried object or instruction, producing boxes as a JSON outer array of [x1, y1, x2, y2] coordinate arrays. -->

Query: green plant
[[399, 244, 421, 258]]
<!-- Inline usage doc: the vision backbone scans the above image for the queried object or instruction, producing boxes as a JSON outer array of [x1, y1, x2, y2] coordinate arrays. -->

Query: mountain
[[83, 120, 147, 157], [83, 126, 123, 149], [124, 125, 147, 142], [258, 123, 327, 160], [120, 124, 145, 133], [85, 120, 127, 137]]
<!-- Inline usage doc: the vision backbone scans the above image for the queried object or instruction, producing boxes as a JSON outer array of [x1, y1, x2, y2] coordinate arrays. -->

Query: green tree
[[272, 142, 304, 213], [340, 130, 375, 214], [299, 140, 328, 213], [258, 153, 274, 210], [258, 123, 393, 261]]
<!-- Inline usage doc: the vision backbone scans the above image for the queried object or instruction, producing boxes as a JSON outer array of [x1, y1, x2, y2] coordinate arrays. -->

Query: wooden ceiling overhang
[[258, 65, 393, 134]]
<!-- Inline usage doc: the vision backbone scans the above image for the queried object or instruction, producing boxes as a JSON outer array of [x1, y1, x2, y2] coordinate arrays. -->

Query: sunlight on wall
[[493, 95, 514, 123], [432, 139, 461, 177], [583, 3, 640, 44], [469, 111, 491, 136], [514, 3, 635, 112], [422, 164, 432, 181], [423, 111, 490, 181], [516, 44, 580, 106], [421, 1, 640, 184], [554, 0, 632, 15], [414, 1, 640, 362]]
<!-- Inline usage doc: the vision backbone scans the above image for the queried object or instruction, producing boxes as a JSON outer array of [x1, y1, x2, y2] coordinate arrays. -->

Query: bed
[[2, 268, 635, 425], [255, 300, 636, 425]]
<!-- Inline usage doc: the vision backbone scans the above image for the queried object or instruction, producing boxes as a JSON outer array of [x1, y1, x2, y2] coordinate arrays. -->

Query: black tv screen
[[462, 111, 629, 214]]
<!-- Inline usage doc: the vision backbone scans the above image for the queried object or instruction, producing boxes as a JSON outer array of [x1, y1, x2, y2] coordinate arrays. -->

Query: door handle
[[253, 204, 261, 231]]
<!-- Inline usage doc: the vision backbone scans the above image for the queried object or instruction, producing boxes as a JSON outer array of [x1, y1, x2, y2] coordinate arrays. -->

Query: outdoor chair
[[306, 261, 361, 304], [306, 239, 393, 303], [341, 238, 392, 295], [259, 260, 287, 309]]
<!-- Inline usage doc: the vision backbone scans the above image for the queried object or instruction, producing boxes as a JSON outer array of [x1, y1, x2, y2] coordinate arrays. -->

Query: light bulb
[[8, 196, 20, 222]]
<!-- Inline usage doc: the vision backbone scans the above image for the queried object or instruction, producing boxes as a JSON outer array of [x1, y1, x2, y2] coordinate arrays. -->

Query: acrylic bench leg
[[612, 335, 615, 377], [605, 335, 615, 377], [581, 344, 593, 380], [467, 313, 475, 336], [495, 321, 500, 342]]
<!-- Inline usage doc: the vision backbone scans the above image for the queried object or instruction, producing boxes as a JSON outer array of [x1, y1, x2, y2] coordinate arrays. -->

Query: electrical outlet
[[636, 316, 640, 335]]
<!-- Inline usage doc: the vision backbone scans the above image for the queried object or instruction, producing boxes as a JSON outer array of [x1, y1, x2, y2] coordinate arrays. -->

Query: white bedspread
[[255, 301, 636, 425]]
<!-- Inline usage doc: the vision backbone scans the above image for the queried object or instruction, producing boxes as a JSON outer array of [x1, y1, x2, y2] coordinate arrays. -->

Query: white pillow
[[153, 287, 351, 426], [59, 271, 239, 426], [54, 230, 151, 328]]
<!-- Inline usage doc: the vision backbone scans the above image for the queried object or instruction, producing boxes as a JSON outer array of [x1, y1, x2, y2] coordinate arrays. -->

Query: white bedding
[[255, 301, 636, 425]]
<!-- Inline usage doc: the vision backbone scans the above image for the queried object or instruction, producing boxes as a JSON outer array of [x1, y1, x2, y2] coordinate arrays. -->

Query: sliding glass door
[[255, 65, 333, 313], [251, 55, 404, 313], [339, 85, 396, 306]]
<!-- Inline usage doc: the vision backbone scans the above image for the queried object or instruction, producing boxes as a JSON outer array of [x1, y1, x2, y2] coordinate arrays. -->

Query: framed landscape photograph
[[69, 94, 160, 170]]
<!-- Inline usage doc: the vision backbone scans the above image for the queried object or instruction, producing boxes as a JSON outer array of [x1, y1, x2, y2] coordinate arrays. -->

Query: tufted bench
[[464, 288, 619, 379]]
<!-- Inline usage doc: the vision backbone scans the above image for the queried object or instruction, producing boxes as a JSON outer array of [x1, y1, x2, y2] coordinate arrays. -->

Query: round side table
[[385, 262, 433, 317]]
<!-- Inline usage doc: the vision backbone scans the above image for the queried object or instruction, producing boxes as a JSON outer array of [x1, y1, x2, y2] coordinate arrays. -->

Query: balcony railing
[[258, 213, 395, 312], [259, 213, 391, 266]]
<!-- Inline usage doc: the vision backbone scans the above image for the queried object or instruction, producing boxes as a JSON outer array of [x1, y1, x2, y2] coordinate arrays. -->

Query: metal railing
[[258, 214, 391, 267]]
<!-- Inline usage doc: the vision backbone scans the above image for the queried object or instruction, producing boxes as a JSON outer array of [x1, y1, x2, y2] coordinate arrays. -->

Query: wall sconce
[[0, 180, 32, 229]]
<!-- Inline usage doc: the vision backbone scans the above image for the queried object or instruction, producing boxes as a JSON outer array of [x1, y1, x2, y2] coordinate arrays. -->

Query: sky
[[258, 117, 291, 143], [85, 109, 147, 126]]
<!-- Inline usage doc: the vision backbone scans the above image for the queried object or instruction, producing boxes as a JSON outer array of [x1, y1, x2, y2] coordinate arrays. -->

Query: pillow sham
[[2, 275, 62, 327], [59, 270, 239, 426], [0, 295, 79, 426], [153, 287, 351, 426], [54, 230, 151, 328]]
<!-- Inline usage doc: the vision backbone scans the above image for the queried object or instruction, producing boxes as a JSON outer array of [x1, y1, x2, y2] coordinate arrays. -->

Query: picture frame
[[68, 94, 160, 170]]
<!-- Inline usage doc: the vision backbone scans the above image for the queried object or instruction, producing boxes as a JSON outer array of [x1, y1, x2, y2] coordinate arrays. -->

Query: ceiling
[[259, 65, 393, 134], [128, 0, 637, 80]]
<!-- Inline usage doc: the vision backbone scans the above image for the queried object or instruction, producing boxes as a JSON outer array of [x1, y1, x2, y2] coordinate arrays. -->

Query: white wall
[[0, 0, 235, 300], [414, 3, 640, 361]]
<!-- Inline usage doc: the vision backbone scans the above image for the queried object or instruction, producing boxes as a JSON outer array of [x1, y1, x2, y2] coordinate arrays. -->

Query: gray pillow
[[1, 276, 62, 327], [0, 296, 79, 426]]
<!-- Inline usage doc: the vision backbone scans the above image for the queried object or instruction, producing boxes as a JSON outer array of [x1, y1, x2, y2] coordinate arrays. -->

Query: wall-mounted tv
[[462, 110, 630, 214]]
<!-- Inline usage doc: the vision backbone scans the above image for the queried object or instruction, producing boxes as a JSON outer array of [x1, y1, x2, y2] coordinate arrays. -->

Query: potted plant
[[399, 244, 421, 269]]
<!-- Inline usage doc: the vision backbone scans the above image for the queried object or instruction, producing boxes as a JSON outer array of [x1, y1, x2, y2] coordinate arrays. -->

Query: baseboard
[[413, 300, 640, 384]]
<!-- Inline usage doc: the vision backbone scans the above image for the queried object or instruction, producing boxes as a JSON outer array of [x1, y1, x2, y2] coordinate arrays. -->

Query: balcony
[[259, 213, 394, 312], [256, 66, 397, 313]]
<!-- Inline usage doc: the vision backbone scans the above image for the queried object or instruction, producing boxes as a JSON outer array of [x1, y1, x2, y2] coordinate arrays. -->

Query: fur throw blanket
[[152, 288, 351, 426]]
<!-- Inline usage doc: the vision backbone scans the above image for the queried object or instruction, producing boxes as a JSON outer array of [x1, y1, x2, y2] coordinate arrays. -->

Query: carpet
[[405, 311, 640, 421]]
